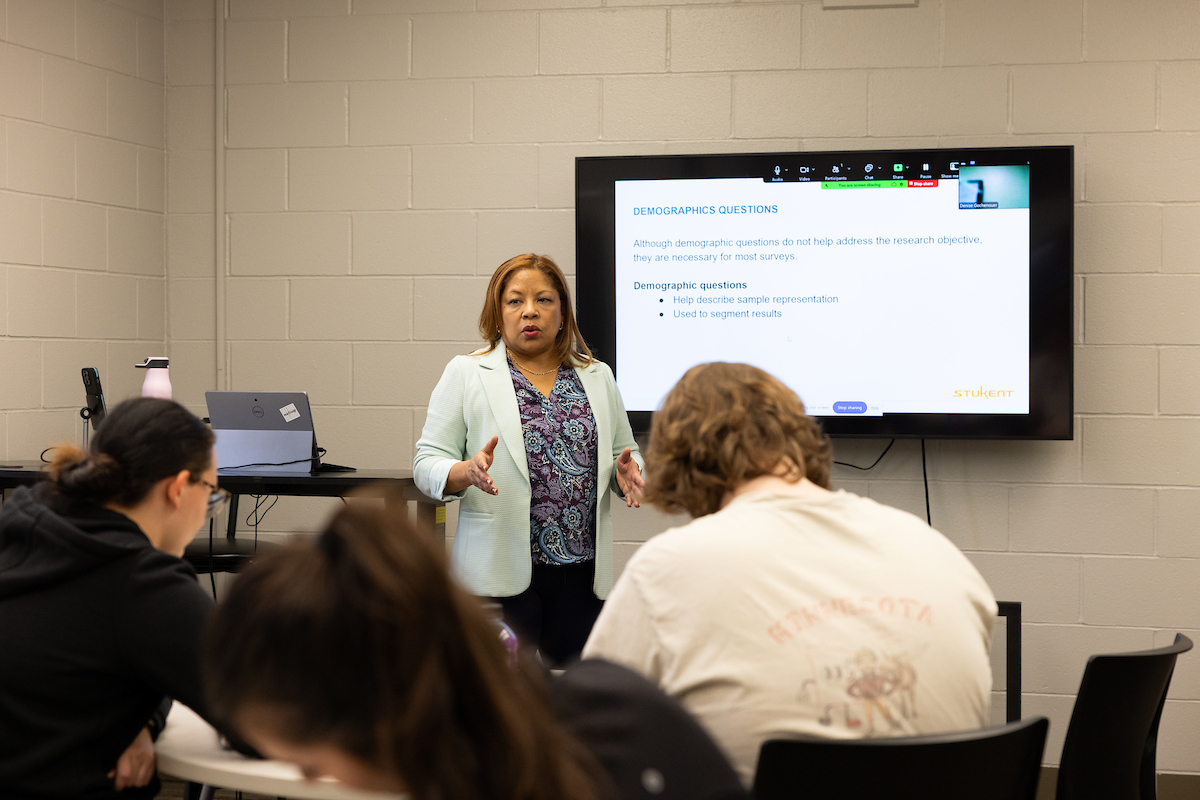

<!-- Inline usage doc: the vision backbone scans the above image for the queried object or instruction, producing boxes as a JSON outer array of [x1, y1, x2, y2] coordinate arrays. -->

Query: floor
[[156, 778, 274, 800]]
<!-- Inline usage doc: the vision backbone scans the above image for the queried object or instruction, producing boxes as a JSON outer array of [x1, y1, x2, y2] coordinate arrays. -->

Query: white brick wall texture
[[4, 0, 1200, 773]]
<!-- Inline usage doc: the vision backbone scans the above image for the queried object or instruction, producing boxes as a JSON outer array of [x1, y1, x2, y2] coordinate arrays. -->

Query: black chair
[[753, 716, 1049, 800], [1056, 633, 1193, 800], [182, 520, 275, 593]]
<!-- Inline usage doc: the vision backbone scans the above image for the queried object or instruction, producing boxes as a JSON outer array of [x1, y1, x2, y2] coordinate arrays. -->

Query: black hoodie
[[0, 483, 214, 800]]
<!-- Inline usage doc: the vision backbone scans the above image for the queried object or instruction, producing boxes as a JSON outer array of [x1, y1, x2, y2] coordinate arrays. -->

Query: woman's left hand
[[615, 448, 645, 508]]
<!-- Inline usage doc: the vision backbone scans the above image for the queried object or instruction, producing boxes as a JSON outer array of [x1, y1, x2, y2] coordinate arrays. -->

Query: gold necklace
[[511, 358, 558, 376]]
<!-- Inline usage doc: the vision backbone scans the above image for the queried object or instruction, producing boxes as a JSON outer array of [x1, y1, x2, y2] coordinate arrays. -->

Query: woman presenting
[[415, 253, 644, 664]]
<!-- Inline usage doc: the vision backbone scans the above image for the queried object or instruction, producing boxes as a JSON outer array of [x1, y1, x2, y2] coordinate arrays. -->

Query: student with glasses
[[0, 397, 232, 800]]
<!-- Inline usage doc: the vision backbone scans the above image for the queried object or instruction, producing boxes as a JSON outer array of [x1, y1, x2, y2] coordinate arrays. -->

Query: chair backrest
[[752, 716, 1049, 800], [1056, 633, 1193, 800]]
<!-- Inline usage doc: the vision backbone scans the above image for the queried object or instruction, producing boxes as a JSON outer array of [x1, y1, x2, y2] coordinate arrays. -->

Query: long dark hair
[[203, 504, 608, 800], [48, 397, 214, 507]]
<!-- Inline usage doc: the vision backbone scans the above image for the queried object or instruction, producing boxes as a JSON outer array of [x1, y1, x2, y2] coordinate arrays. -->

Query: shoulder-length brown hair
[[202, 504, 609, 800], [644, 362, 834, 518], [478, 253, 593, 366]]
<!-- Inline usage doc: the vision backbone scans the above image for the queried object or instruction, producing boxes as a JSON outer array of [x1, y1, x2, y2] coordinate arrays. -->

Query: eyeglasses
[[196, 478, 232, 520]]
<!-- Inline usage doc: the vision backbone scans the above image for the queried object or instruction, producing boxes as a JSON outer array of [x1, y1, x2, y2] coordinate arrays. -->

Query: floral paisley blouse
[[509, 357, 598, 565]]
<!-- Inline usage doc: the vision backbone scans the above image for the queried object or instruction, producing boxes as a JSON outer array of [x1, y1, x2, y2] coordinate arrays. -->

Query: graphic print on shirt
[[769, 595, 932, 736], [511, 359, 598, 565]]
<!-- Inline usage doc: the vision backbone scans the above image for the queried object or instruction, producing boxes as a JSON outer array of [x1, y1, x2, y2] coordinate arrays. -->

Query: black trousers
[[491, 560, 604, 667]]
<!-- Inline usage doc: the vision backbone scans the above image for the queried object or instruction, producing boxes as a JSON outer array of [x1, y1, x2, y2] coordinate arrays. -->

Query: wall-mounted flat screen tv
[[576, 146, 1073, 439]]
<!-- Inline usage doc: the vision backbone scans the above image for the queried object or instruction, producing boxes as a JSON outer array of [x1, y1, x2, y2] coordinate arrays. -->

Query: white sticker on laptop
[[280, 403, 301, 423]]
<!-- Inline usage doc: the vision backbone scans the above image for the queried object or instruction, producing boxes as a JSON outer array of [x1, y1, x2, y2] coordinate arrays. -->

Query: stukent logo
[[953, 387, 1014, 398]]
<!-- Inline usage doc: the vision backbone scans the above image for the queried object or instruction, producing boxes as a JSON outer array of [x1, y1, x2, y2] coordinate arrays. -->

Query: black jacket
[[0, 483, 214, 800], [553, 660, 749, 800]]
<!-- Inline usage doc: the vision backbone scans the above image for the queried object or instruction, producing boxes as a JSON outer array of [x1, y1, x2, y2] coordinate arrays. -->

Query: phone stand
[[79, 406, 93, 449]]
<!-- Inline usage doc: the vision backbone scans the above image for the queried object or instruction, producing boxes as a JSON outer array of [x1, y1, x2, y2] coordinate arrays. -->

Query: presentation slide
[[613, 167, 1030, 416]]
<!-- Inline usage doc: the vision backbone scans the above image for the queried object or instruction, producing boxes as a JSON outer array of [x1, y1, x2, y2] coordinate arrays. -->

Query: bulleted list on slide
[[613, 176, 1030, 416]]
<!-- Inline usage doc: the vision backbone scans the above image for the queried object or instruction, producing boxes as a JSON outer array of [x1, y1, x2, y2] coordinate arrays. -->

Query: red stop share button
[[908, 179, 938, 188]]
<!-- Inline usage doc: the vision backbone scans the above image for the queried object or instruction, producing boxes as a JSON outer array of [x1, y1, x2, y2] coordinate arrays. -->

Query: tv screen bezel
[[575, 146, 1074, 440]]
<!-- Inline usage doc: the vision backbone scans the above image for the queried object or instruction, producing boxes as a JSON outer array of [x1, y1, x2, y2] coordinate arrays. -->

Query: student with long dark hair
[[203, 503, 747, 800], [0, 397, 230, 799]]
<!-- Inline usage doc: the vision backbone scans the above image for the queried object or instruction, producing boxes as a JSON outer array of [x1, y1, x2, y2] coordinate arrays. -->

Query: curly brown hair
[[477, 253, 593, 367], [644, 362, 833, 518]]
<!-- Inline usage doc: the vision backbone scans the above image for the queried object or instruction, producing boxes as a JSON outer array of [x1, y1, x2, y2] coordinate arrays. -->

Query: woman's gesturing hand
[[615, 447, 644, 508], [465, 436, 500, 495]]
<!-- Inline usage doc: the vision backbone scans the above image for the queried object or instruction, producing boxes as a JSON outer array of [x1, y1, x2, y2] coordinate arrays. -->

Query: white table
[[156, 704, 404, 800]]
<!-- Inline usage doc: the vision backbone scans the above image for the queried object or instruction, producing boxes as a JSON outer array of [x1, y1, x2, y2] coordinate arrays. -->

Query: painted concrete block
[[169, 277, 215, 339], [167, 149, 215, 213], [411, 277, 490, 341], [7, 267, 75, 337], [475, 78, 600, 144], [1073, 345, 1157, 415], [1013, 63, 1155, 134], [77, 136, 139, 208], [289, 277, 412, 340], [167, 86, 214, 151], [225, 19, 285, 84], [355, 0, 472, 12], [226, 277, 288, 340], [227, 83, 347, 148], [229, 341, 352, 405], [477, 210, 575, 276], [43, 339, 108, 408], [350, 80, 473, 146], [1163, 205, 1200, 274], [44, 57, 107, 136], [1075, 204, 1160, 274], [78, 273, 139, 339], [1086, 0, 1200, 61], [966, 552, 1082, 624], [1086, 275, 1200, 344], [537, 141, 666, 209], [1160, 347, 1200, 415], [412, 12, 537, 78], [610, 499, 688, 545], [230, 213, 350, 276], [1010, 485, 1154, 555], [603, 75, 731, 141], [7, 121, 74, 199], [110, 73, 166, 147], [7, 410, 77, 459], [289, 147, 410, 212], [944, 0, 1082, 65], [308, 406, 413, 470], [138, 147, 165, 213], [733, 71, 866, 140], [137, 278, 165, 340], [137, 14, 165, 84], [0, 42, 43, 122], [43, 199, 107, 271], [928, 481, 1010, 553], [166, 20, 214, 86], [78, 0, 138, 75], [7, 0, 74, 58], [803, 1, 939, 69], [289, 14, 407, 82], [932, 436, 1081, 485], [0, 191, 43, 265], [0, 338, 42, 409], [539, 8, 665, 75], [225, 149, 286, 213], [167, 213, 215, 278], [1087, 133, 1200, 203], [352, 342, 474, 405], [1157, 490, 1200, 559], [670, 5, 800, 73], [228, 0, 349, 19], [109, 208, 165, 275], [868, 68, 1008, 137], [1082, 417, 1200, 486], [1161, 62, 1200, 132], [352, 211, 477, 276], [1083, 556, 1200, 628], [412, 145, 538, 209], [162, 340, 215, 408], [1022, 624, 1154, 695]]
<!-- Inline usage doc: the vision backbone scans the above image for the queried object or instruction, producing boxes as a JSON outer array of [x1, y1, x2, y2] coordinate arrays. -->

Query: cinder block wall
[[0, 0, 167, 451], [152, 0, 1199, 771]]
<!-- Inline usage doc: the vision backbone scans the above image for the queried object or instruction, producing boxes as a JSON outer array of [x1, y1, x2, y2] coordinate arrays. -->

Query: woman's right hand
[[447, 436, 500, 495]]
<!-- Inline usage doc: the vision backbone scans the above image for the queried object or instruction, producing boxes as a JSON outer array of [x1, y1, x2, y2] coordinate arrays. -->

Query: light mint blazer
[[413, 341, 643, 600]]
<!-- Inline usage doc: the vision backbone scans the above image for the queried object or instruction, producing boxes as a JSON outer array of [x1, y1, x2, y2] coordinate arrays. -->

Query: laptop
[[205, 391, 353, 474]]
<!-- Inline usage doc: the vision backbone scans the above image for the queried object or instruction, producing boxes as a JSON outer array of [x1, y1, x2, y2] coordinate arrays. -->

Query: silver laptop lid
[[205, 391, 315, 474]]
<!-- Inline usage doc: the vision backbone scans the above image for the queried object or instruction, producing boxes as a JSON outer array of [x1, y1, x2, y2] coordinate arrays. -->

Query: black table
[[0, 464, 447, 541]]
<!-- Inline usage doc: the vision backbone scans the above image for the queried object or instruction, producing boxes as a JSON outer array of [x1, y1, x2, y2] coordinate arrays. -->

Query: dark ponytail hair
[[204, 504, 609, 800], [49, 397, 215, 508]]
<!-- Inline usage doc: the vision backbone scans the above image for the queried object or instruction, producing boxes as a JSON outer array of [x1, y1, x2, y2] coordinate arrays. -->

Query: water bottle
[[135, 357, 172, 399]]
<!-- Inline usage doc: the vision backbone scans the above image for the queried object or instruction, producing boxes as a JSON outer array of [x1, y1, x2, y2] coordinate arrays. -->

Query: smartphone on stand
[[81, 368, 107, 433]]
